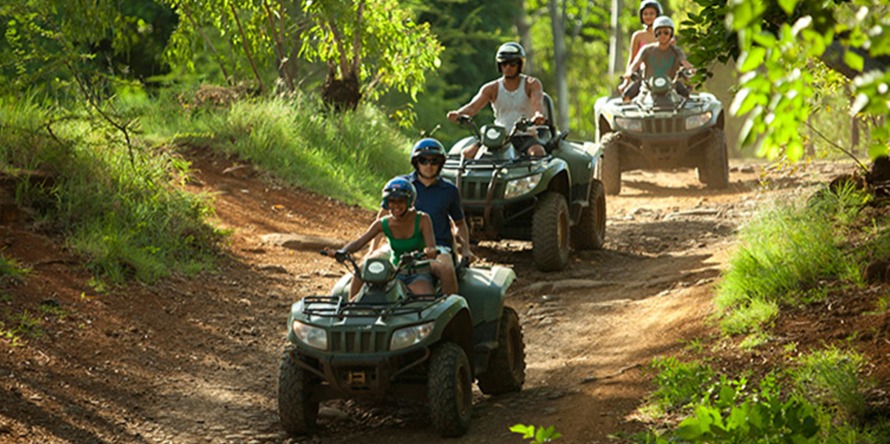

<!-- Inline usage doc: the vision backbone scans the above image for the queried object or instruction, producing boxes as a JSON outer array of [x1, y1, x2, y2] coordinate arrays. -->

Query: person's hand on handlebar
[[531, 111, 547, 126]]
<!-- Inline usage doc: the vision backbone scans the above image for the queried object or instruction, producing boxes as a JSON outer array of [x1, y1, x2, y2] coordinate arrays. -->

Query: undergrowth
[[716, 183, 871, 335], [0, 94, 222, 287], [140, 88, 413, 209]]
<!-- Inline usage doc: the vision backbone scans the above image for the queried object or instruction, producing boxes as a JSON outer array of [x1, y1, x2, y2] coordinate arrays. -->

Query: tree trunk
[[322, 64, 360, 111], [516, 0, 533, 73], [609, 0, 623, 76], [548, 0, 569, 131]]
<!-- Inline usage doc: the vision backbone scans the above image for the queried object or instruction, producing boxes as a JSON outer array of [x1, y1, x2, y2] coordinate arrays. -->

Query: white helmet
[[653, 15, 674, 37], [638, 0, 663, 24]]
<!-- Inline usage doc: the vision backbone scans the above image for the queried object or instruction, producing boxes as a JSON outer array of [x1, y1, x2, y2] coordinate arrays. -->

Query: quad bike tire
[[278, 346, 319, 435], [532, 192, 570, 272], [477, 307, 526, 395], [600, 132, 622, 195], [698, 128, 729, 189], [571, 180, 606, 250], [428, 342, 473, 437]]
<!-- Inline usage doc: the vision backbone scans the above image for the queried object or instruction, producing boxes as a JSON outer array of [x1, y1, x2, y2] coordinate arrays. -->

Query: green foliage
[[716, 184, 870, 334], [0, 252, 29, 282], [510, 423, 562, 443], [300, 0, 443, 104], [793, 347, 869, 423], [0, 310, 42, 347], [147, 91, 412, 209], [0, 94, 221, 286], [648, 356, 715, 412], [636, 356, 887, 444], [671, 375, 820, 443], [713, 0, 890, 160]]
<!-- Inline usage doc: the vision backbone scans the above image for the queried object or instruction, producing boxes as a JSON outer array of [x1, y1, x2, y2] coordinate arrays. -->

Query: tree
[[682, 0, 890, 161], [300, 0, 443, 111]]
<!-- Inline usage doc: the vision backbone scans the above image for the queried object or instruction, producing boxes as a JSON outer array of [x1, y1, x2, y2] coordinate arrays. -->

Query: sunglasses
[[417, 157, 443, 165], [499, 60, 520, 67], [655, 29, 671, 37]]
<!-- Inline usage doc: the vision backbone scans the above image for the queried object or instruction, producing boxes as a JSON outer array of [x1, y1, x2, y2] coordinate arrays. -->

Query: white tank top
[[493, 76, 531, 132]]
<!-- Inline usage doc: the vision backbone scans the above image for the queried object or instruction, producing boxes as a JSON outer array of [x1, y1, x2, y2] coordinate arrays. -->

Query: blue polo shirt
[[405, 172, 465, 248]]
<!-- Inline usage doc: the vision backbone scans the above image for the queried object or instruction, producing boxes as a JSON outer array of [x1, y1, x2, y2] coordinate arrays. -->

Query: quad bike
[[440, 93, 606, 272], [593, 68, 729, 195], [278, 249, 525, 438]]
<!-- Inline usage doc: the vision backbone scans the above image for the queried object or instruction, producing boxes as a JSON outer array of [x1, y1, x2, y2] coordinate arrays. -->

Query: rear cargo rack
[[301, 295, 444, 319]]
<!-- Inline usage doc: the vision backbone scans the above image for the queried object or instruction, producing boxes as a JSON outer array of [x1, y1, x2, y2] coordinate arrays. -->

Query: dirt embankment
[[0, 151, 876, 444]]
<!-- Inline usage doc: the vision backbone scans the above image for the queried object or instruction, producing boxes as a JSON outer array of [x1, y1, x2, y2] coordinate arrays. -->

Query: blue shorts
[[398, 271, 433, 286]]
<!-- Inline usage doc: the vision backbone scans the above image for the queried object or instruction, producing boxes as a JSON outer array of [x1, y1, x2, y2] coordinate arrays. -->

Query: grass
[[792, 346, 869, 423], [140, 87, 413, 209], [716, 183, 871, 335], [0, 252, 29, 282], [1, 93, 222, 287]]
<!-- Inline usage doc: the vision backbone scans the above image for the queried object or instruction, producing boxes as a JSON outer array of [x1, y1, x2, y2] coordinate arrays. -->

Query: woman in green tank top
[[332, 177, 437, 299]]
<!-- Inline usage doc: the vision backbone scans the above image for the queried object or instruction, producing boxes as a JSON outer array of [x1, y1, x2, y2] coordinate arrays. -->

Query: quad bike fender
[[458, 265, 516, 325]]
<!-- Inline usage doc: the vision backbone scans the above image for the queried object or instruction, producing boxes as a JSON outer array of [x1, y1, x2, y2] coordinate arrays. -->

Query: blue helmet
[[381, 176, 417, 209], [411, 138, 447, 169]]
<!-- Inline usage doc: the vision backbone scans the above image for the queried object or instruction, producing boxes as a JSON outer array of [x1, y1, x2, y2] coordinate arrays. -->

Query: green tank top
[[382, 212, 426, 266]]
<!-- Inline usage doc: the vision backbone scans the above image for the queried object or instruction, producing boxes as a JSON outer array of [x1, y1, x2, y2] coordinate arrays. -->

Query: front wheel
[[428, 342, 473, 437], [532, 192, 570, 272], [571, 180, 606, 250], [698, 128, 729, 189], [278, 346, 319, 435], [477, 307, 526, 395], [600, 133, 622, 195]]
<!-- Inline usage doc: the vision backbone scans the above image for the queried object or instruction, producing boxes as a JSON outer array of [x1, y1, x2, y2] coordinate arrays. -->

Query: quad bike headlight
[[504, 173, 542, 199], [292, 320, 328, 350], [390, 322, 434, 351], [615, 117, 642, 132], [685, 111, 713, 130]]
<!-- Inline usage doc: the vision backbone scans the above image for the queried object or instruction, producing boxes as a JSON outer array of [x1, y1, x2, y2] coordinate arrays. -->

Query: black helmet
[[495, 42, 526, 72], [410, 138, 446, 169], [381, 177, 417, 209], [639, 0, 663, 24]]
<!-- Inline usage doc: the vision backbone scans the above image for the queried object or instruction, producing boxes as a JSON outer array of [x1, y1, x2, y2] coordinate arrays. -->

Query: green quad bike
[[440, 94, 606, 272], [593, 69, 729, 195], [278, 250, 525, 438]]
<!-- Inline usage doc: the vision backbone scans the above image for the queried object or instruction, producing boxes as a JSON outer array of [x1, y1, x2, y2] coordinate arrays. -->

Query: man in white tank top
[[447, 42, 547, 158]]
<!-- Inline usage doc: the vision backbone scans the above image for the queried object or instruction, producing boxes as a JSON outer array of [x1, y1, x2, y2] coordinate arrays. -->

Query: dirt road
[[0, 151, 848, 443]]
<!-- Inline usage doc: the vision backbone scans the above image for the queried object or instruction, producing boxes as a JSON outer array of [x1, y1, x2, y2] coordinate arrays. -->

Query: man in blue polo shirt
[[370, 138, 473, 295], [407, 138, 474, 295]]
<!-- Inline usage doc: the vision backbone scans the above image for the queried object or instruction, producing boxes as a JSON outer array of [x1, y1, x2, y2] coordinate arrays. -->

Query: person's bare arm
[[453, 219, 474, 263], [419, 214, 438, 259], [447, 81, 496, 122], [340, 220, 383, 254], [526, 77, 547, 124], [624, 48, 646, 79], [626, 31, 643, 70], [366, 208, 386, 252]]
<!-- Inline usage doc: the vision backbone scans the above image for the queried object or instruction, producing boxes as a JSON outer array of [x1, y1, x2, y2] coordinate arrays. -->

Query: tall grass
[[716, 184, 870, 334], [141, 89, 413, 209], [0, 94, 221, 286]]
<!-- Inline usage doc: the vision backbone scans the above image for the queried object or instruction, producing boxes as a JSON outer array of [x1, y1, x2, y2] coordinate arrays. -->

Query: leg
[[430, 252, 459, 295], [461, 142, 480, 160], [526, 143, 545, 157], [408, 277, 435, 297]]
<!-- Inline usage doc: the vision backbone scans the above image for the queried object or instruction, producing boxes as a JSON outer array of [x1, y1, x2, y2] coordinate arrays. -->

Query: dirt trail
[[0, 150, 849, 444]]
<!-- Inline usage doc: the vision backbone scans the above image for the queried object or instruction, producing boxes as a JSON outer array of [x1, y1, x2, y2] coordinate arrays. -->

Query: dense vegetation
[[0, 0, 888, 440]]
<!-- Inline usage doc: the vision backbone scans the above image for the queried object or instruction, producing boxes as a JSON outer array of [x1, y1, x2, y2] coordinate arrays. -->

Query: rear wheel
[[428, 342, 473, 437], [477, 307, 526, 394], [278, 346, 319, 435], [601, 133, 622, 195], [572, 180, 606, 250], [532, 192, 570, 272], [698, 128, 729, 188]]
